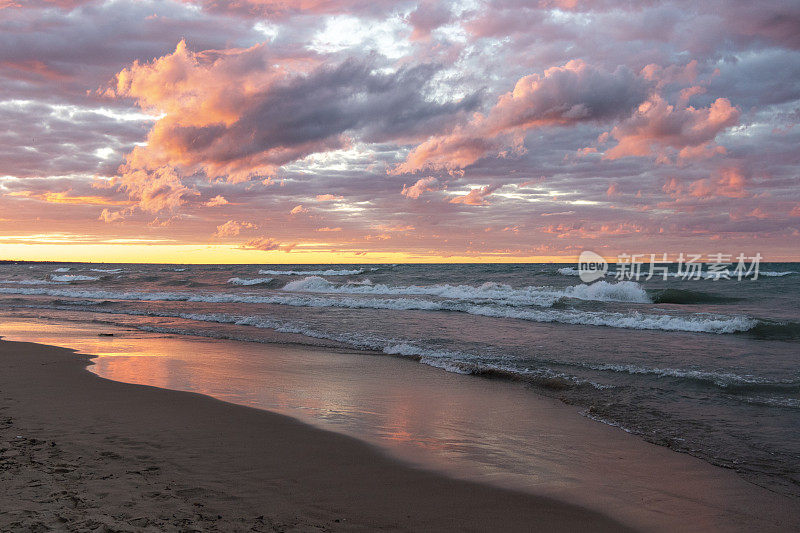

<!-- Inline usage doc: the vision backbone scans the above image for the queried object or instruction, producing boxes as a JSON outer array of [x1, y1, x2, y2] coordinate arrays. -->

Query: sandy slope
[[0, 339, 631, 532]]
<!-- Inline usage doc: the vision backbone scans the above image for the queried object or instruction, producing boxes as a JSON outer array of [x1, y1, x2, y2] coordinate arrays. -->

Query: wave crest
[[0, 286, 756, 334], [227, 277, 274, 286], [50, 275, 100, 282], [280, 277, 650, 306], [258, 268, 368, 276]]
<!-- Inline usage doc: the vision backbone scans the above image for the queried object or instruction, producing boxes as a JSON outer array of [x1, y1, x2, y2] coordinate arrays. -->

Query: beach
[[1, 324, 799, 531], [4, 0, 800, 528], [1, 263, 799, 531], [0, 338, 633, 532], [2, 261, 798, 499]]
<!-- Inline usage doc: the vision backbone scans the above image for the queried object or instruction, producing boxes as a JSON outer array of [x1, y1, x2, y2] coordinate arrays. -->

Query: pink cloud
[[678, 86, 707, 105], [105, 39, 467, 212], [641, 61, 701, 88], [108, 40, 298, 186], [204, 195, 229, 207], [182, 0, 398, 19], [393, 60, 647, 173], [689, 167, 750, 199], [240, 237, 281, 251], [289, 204, 308, 215], [215, 219, 256, 237], [406, 1, 452, 41], [372, 224, 414, 232], [316, 194, 343, 201], [401, 176, 440, 198], [603, 96, 740, 163], [449, 184, 500, 206], [111, 164, 199, 212], [98, 208, 124, 223], [0, 0, 92, 9]]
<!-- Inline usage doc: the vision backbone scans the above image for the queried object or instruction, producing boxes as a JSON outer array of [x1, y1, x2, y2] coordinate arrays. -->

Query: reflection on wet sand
[[2, 315, 796, 531]]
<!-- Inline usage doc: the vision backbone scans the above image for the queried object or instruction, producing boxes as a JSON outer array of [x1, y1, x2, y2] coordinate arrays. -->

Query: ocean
[[1, 262, 798, 496]]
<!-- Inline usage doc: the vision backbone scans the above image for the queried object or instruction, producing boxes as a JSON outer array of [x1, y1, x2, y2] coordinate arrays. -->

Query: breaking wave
[[50, 275, 100, 282], [15, 303, 609, 391], [556, 267, 584, 276], [557, 267, 795, 279], [258, 268, 369, 276], [280, 277, 650, 306], [0, 286, 755, 334], [227, 277, 274, 286]]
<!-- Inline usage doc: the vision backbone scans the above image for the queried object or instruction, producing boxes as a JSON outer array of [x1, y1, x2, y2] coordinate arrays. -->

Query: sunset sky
[[1, 0, 799, 263]]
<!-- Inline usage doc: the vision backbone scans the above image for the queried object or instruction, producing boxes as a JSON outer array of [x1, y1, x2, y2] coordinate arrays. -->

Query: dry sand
[[0, 339, 632, 532]]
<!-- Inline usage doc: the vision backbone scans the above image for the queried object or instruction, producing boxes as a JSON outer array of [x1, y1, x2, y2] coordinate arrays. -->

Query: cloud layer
[[0, 0, 798, 260]]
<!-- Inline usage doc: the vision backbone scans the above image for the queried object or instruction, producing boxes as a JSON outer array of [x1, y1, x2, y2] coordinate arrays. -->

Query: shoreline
[[0, 338, 631, 532], [0, 316, 798, 531]]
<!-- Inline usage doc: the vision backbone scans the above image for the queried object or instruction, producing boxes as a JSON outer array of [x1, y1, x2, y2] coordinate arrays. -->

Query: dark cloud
[[0, 100, 149, 178], [394, 60, 649, 173], [0, 0, 798, 258]]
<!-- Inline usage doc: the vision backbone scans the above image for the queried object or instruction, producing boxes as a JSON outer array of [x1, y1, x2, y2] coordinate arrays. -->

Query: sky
[[1, 0, 799, 263]]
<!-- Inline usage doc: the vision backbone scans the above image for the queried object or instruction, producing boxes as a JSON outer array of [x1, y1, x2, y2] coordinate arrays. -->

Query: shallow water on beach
[[0, 261, 798, 496], [10, 317, 800, 532]]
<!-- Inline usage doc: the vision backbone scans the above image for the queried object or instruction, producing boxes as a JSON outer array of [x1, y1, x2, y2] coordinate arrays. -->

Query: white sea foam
[[556, 267, 583, 276], [576, 362, 783, 387], [53, 267, 71, 272], [562, 281, 649, 303], [382, 346, 601, 387], [280, 276, 650, 306], [25, 300, 602, 387], [258, 268, 368, 276], [740, 396, 800, 409], [0, 279, 56, 285], [50, 275, 100, 282], [582, 412, 635, 434], [557, 267, 796, 279], [89, 268, 124, 273], [0, 286, 756, 333], [0, 286, 443, 310], [227, 277, 274, 286], [461, 305, 756, 334], [11, 302, 755, 392]]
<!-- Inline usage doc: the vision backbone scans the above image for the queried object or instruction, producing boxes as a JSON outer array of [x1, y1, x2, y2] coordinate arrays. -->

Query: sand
[[0, 339, 632, 532]]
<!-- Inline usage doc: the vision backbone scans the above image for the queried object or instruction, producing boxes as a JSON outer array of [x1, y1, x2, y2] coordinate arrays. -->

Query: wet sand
[[0, 339, 631, 532]]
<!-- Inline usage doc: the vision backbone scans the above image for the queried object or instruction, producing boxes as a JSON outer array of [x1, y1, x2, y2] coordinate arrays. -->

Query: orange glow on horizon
[[0, 242, 585, 264], [2, 240, 798, 264], [9, 191, 133, 206]]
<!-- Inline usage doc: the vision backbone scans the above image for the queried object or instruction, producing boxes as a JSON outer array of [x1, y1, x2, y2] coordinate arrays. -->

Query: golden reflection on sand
[[3, 315, 763, 532]]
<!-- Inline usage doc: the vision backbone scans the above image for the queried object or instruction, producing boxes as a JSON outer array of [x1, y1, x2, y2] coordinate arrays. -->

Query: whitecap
[[0, 285, 756, 334], [227, 277, 274, 286], [279, 276, 650, 306], [50, 275, 100, 282], [258, 268, 367, 276]]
